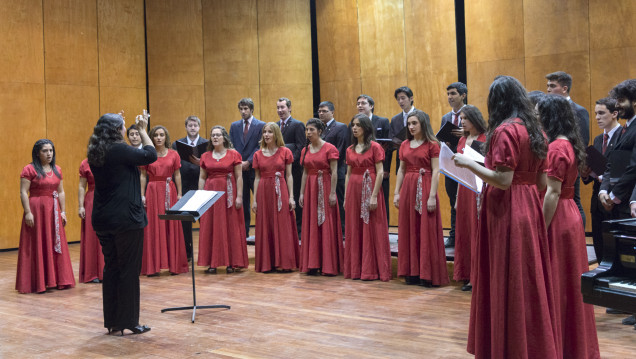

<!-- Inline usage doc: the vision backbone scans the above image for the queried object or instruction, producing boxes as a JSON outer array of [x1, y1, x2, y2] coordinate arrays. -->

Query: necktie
[[403, 113, 407, 127], [281, 120, 286, 132], [190, 141, 195, 146], [602, 133, 609, 154], [452, 113, 459, 126], [243, 119, 249, 142]]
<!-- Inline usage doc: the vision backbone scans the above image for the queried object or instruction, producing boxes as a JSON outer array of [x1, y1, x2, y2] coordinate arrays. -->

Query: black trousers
[[97, 228, 144, 329], [444, 176, 458, 240], [382, 177, 390, 224], [242, 168, 255, 237], [336, 177, 345, 236], [292, 164, 303, 237], [573, 176, 586, 228]]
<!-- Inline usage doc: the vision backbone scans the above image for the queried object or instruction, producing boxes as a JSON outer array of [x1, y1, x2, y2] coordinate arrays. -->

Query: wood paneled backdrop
[[2, 0, 636, 249]]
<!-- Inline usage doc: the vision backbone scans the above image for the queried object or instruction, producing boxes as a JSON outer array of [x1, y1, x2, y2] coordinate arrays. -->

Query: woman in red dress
[[78, 158, 104, 283], [16, 139, 75, 293], [453, 76, 559, 358], [140, 126, 188, 276], [298, 118, 343, 276], [453, 105, 487, 291], [198, 126, 248, 274], [251, 122, 299, 272], [393, 110, 447, 287], [539, 94, 600, 359], [344, 114, 391, 282]]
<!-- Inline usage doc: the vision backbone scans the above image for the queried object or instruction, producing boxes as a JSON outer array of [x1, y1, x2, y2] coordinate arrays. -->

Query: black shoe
[[114, 325, 151, 336], [147, 272, 159, 277], [226, 266, 234, 274], [307, 268, 319, 276], [205, 267, 217, 274], [622, 315, 636, 326], [91, 278, 101, 283], [444, 237, 455, 248], [404, 276, 418, 285], [461, 281, 472, 291], [419, 279, 432, 287], [606, 308, 628, 315]]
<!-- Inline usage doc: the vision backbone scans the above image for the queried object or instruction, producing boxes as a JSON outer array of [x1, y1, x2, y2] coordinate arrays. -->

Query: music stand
[[158, 190, 230, 322]]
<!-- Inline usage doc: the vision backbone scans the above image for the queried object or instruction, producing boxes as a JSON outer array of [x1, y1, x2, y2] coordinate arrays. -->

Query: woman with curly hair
[[88, 112, 156, 335], [17, 139, 75, 294], [453, 76, 559, 358], [539, 94, 599, 358]]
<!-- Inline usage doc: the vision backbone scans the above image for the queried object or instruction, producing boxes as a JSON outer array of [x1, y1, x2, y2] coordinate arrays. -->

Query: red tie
[[452, 113, 458, 126], [243, 119, 249, 142], [281, 120, 286, 132], [602, 133, 609, 154]]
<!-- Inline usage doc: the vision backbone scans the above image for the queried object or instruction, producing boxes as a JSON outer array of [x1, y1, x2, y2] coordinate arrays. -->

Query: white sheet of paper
[[463, 145, 485, 163], [179, 190, 219, 212], [438, 143, 482, 194]]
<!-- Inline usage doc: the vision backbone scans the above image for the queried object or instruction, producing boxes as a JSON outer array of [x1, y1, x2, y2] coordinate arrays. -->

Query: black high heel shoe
[[114, 325, 151, 336]]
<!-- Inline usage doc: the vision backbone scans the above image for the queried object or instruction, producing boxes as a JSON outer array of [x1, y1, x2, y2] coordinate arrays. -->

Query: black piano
[[582, 218, 636, 313]]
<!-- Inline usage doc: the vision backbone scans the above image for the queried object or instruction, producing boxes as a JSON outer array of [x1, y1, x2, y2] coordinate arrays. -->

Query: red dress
[[546, 139, 599, 358], [141, 150, 188, 275], [252, 147, 300, 272], [198, 149, 249, 269], [300, 142, 343, 275], [397, 140, 448, 285], [468, 120, 559, 358], [453, 134, 486, 282], [16, 165, 76, 293], [344, 141, 391, 281], [78, 159, 104, 282]]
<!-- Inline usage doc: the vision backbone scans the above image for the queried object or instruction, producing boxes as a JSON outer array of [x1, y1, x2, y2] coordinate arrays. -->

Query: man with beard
[[598, 79, 636, 328]]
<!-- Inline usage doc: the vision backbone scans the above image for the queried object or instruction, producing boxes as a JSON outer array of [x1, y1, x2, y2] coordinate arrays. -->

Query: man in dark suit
[[581, 97, 620, 262], [277, 97, 306, 236], [389, 86, 416, 179], [172, 115, 208, 260], [357, 94, 391, 223], [318, 101, 349, 235], [439, 82, 467, 248], [546, 71, 590, 227], [599, 79, 636, 327], [229, 98, 265, 237]]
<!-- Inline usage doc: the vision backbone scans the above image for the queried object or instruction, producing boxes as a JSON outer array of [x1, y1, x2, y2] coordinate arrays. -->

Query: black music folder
[[436, 121, 461, 149], [392, 127, 408, 147], [470, 140, 484, 155], [175, 140, 208, 162], [585, 145, 607, 176]]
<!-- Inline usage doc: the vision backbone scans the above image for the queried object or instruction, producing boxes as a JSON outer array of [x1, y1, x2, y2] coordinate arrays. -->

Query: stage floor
[[0, 231, 633, 358]]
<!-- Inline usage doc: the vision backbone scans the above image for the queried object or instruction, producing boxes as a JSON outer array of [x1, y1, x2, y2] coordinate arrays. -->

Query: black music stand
[[158, 190, 230, 322]]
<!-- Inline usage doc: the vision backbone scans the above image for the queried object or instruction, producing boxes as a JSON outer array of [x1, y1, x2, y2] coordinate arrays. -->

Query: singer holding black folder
[[452, 76, 558, 358], [88, 112, 156, 335]]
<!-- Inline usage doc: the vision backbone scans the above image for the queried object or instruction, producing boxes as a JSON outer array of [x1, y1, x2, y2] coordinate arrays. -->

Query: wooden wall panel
[[316, 0, 361, 123], [97, 0, 147, 117], [202, 0, 260, 133], [43, 0, 100, 243], [146, 0, 205, 138], [257, 0, 313, 124], [0, 0, 46, 248]]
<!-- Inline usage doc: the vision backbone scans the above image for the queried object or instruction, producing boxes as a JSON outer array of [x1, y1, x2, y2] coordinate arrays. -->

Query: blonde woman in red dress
[[343, 114, 391, 281], [251, 122, 299, 273], [393, 110, 448, 287], [453, 105, 487, 291], [16, 139, 75, 293], [78, 158, 104, 283], [198, 126, 248, 274], [140, 126, 188, 276], [298, 118, 343, 276]]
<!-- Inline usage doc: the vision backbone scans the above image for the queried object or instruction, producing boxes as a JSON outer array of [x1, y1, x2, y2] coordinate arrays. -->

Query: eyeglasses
[[317, 110, 330, 114]]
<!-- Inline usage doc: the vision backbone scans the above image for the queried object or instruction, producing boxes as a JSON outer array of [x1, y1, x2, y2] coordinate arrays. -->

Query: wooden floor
[[1, 232, 635, 359]]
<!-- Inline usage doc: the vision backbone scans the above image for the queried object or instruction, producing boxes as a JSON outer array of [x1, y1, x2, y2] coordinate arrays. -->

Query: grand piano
[[582, 218, 636, 313]]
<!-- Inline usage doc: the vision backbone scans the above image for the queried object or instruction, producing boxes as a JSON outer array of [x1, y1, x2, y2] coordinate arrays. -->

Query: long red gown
[[397, 140, 448, 285], [252, 146, 300, 272], [198, 149, 249, 270], [300, 142, 343, 275], [467, 120, 559, 358], [453, 134, 486, 282], [78, 159, 104, 283], [344, 141, 391, 281], [546, 139, 600, 359], [16, 164, 75, 293], [141, 150, 188, 275]]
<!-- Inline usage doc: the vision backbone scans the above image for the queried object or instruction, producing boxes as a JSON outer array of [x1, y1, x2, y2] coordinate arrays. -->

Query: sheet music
[[463, 144, 485, 164], [439, 143, 482, 194], [180, 190, 219, 211]]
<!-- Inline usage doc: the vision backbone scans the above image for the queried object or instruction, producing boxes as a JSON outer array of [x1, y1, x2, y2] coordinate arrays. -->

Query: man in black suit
[[581, 97, 620, 261], [357, 94, 391, 223], [229, 98, 265, 237], [277, 97, 306, 236], [440, 82, 467, 248], [599, 79, 636, 327], [172, 115, 208, 260], [546, 71, 590, 227], [318, 101, 349, 235], [389, 86, 416, 178]]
